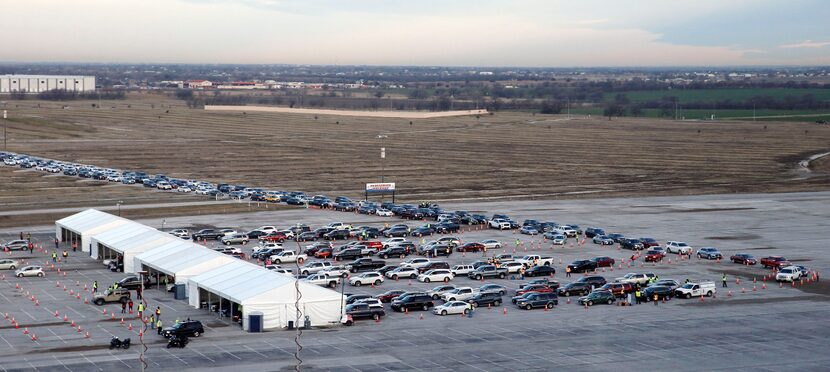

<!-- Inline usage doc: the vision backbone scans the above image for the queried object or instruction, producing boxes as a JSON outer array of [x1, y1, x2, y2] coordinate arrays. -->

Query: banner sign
[[366, 183, 395, 193]]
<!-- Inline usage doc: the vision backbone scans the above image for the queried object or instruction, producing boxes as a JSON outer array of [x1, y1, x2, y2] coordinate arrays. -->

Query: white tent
[[187, 261, 344, 330], [109, 236, 185, 273], [89, 222, 161, 260], [55, 209, 130, 253], [135, 244, 236, 289]]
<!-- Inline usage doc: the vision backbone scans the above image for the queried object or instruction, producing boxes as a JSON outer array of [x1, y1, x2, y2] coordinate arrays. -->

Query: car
[[417, 269, 454, 283], [643, 249, 666, 262], [375, 208, 394, 217], [349, 272, 384, 287], [776, 266, 803, 282], [355, 297, 384, 309], [592, 235, 615, 245], [524, 265, 556, 277], [479, 284, 508, 296], [502, 261, 525, 274], [93, 288, 131, 305], [642, 286, 674, 301], [614, 272, 655, 286], [590, 256, 615, 267], [417, 261, 450, 274], [347, 258, 387, 273], [468, 292, 503, 307], [0, 259, 20, 270], [666, 241, 693, 254], [221, 233, 249, 245], [117, 275, 146, 290], [481, 239, 502, 250], [427, 285, 458, 300], [730, 253, 757, 265], [516, 284, 554, 296], [191, 229, 224, 241], [433, 301, 472, 316], [162, 320, 205, 338], [314, 248, 334, 259], [696, 247, 723, 260], [385, 267, 419, 280], [15, 265, 44, 277], [621, 239, 645, 250], [599, 282, 635, 297], [674, 281, 716, 299], [467, 265, 508, 280], [341, 303, 385, 325], [519, 226, 539, 235], [299, 262, 333, 276], [761, 256, 791, 269], [411, 226, 435, 237], [557, 282, 592, 297], [383, 227, 410, 237], [169, 229, 190, 239], [324, 229, 351, 241], [376, 290, 407, 303], [607, 233, 626, 243], [333, 248, 363, 261], [377, 246, 409, 259], [441, 287, 480, 302], [584, 227, 606, 238], [451, 264, 475, 276], [489, 219, 512, 230], [456, 242, 484, 252], [516, 292, 559, 310], [391, 294, 434, 312], [547, 234, 567, 245], [650, 279, 680, 290], [400, 257, 431, 269], [567, 260, 597, 273], [578, 290, 616, 306], [295, 231, 318, 242], [2, 240, 30, 251]]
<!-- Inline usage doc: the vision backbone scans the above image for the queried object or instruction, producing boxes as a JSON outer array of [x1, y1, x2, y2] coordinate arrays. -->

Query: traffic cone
[[77, 325, 82, 332], [129, 323, 133, 331], [121, 318, 124, 325], [23, 327, 29, 334], [70, 320, 75, 327], [139, 330, 143, 337], [15, 283, 19, 289], [736, 278, 740, 285], [76, 294, 81, 299], [84, 284, 87, 291], [103, 309, 107, 315], [54, 310, 59, 317], [419, 314, 423, 320], [56, 281, 60, 287], [566, 298, 571, 304], [753, 277, 756, 283], [503, 307, 507, 315], [70, 289, 74, 295], [63, 272, 66, 277], [762, 283, 766, 290], [700, 295, 704, 302], [404, 308, 409, 315], [76, 280, 79, 286], [741, 287, 746, 293], [35, 300, 39, 306], [779, 282, 783, 288], [84, 298, 89, 304], [84, 331, 90, 339], [31, 334, 37, 342], [111, 313, 115, 320], [63, 315, 68, 322], [753, 285, 757, 292], [727, 290, 732, 297]]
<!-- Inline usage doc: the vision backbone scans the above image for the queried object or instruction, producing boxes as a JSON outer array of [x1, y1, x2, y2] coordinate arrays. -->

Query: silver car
[[221, 233, 249, 245], [0, 259, 21, 270], [3, 240, 29, 251], [15, 265, 45, 278]]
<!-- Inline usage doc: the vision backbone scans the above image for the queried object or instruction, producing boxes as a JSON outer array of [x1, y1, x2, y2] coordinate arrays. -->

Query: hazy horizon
[[2, 0, 829, 67]]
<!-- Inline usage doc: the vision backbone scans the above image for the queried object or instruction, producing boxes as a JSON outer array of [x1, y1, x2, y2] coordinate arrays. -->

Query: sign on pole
[[380, 147, 385, 159], [366, 183, 395, 193]]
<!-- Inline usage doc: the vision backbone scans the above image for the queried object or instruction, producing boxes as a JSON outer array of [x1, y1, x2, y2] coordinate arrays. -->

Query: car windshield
[[681, 283, 695, 289]]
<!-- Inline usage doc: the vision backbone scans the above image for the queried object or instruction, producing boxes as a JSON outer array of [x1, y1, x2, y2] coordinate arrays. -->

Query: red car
[[760, 256, 790, 269], [364, 241, 383, 251], [260, 232, 287, 243], [516, 284, 553, 296], [456, 242, 485, 252], [590, 256, 616, 267], [599, 282, 635, 296], [376, 290, 406, 303], [315, 248, 333, 259], [730, 254, 757, 265], [643, 250, 665, 263]]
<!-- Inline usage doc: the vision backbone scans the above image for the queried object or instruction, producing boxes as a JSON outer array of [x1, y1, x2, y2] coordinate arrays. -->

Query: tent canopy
[[135, 244, 236, 283], [56, 209, 127, 235]]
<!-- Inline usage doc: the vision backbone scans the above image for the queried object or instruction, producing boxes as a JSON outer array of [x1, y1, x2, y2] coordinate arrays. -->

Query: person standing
[[92, 281, 98, 293], [19, 232, 23, 240], [635, 289, 642, 304], [156, 319, 163, 335], [72, 241, 77, 253], [121, 301, 127, 314], [51, 251, 57, 262], [155, 306, 161, 320], [62, 250, 68, 262], [653, 294, 659, 306], [26, 232, 31, 242], [566, 266, 571, 278], [54, 238, 59, 250], [29, 242, 34, 254], [128, 299, 134, 314], [138, 302, 144, 318], [722, 274, 728, 288], [149, 314, 155, 326]]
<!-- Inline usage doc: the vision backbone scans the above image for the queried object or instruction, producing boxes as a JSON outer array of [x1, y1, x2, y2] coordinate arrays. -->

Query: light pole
[[3, 110, 7, 150], [377, 135, 388, 183], [117, 200, 123, 216]]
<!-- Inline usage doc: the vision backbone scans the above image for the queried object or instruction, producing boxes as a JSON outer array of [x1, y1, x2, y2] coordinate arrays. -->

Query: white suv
[[666, 241, 692, 254], [775, 266, 802, 282], [349, 272, 384, 287], [417, 269, 454, 283]]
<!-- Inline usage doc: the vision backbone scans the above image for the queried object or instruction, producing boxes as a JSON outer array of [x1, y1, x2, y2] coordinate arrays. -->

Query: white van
[[674, 281, 716, 299]]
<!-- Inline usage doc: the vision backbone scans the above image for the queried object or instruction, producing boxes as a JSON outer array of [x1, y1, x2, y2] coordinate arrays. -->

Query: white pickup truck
[[299, 261, 332, 276], [775, 266, 802, 282], [514, 255, 555, 268], [320, 265, 351, 278], [441, 287, 480, 302], [674, 281, 716, 299], [270, 251, 308, 264], [303, 273, 340, 288]]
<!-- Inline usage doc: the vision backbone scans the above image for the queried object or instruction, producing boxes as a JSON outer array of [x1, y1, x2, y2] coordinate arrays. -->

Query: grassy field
[[2, 95, 829, 217], [605, 88, 830, 103], [568, 107, 830, 121]]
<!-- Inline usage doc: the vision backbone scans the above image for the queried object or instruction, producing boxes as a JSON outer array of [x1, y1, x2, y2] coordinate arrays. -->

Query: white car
[[666, 241, 693, 254], [382, 238, 408, 248], [156, 181, 173, 190], [0, 259, 20, 270], [256, 226, 277, 233], [106, 175, 122, 182], [385, 266, 419, 280], [355, 298, 384, 309], [400, 258, 431, 269], [375, 208, 394, 217], [615, 272, 655, 286], [417, 269, 454, 283], [550, 235, 567, 245], [349, 272, 384, 287], [502, 262, 525, 274], [169, 229, 190, 239], [15, 265, 45, 278], [427, 284, 457, 300], [776, 266, 802, 282], [482, 240, 502, 250], [451, 264, 475, 276], [265, 266, 294, 276], [320, 265, 350, 278], [327, 222, 352, 231], [489, 219, 511, 230], [219, 229, 237, 236], [441, 287, 479, 302], [176, 185, 192, 193], [433, 301, 471, 316], [554, 225, 577, 237]]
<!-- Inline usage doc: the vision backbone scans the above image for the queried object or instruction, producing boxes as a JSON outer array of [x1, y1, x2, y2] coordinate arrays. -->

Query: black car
[[584, 227, 606, 238], [246, 230, 270, 239], [357, 206, 376, 215], [642, 286, 674, 302], [295, 231, 317, 242], [377, 265, 399, 276], [411, 227, 435, 237], [557, 282, 592, 297], [525, 265, 556, 277], [576, 275, 607, 288], [391, 294, 434, 312], [324, 230, 351, 241], [313, 227, 335, 239], [334, 248, 363, 261], [117, 275, 145, 290], [515, 292, 559, 310], [162, 320, 205, 338], [377, 246, 409, 259], [578, 290, 616, 306], [607, 233, 626, 243], [383, 227, 410, 237], [252, 247, 284, 260], [435, 222, 460, 233], [621, 239, 645, 250], [567, 260, 597, 273], [192, 229, 224, 240], [419, 244, 452, 257], [348, 258, 386, 273], [468, 292, 503, 307], [346, 294, 373, 304], [343, 303, 385, 326]]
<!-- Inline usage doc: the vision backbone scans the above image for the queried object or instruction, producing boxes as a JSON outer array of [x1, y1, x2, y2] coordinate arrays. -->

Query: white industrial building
[[0, 74, 95, 93], [55, 209, 344, 331]]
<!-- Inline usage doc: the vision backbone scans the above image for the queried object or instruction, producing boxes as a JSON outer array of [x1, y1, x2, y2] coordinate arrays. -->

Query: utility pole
[[3, 110, 7, 150], [117, 200, 123, 217], [377, 135, 388, 183], [566, 98, 570, 119]]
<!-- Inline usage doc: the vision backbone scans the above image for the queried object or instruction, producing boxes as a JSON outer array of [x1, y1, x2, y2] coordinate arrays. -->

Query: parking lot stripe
[[455, 358, 488, 371], [0, 335, 15, 350], [189, 346, 215, 363], [47, 327, 68, 344], [242, 344, 268, 359], [19, 308, 37, 321], [213, 344, 243, 360], [52, 355, 73, 372], [163, 347, 190, 365], [108, 351, 133, 369]]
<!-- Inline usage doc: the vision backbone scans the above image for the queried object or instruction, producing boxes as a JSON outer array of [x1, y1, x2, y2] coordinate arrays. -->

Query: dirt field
[[205, 105, 488, 118], [2, 95, 830, 214]]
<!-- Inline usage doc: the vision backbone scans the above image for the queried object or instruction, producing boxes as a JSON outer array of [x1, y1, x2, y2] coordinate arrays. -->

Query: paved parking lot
[[0, 191, 828, 371]]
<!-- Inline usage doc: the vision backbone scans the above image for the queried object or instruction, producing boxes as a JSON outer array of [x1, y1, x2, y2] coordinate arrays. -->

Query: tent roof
[[136, 244, 234, 276], [91, 223, 160, 248], [56, 209, 127, 234]]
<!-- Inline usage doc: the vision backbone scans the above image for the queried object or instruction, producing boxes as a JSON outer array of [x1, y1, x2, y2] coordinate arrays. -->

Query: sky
[[2, 0, 829, 67]]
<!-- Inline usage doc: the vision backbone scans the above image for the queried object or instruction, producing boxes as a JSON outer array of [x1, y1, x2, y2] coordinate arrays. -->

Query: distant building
[[185, 80, 213, 89], [0, 75, 95, 94]]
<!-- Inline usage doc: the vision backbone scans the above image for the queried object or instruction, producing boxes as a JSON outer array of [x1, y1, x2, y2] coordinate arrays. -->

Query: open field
[[0, 191, 828, 371], [205, 105, 488, 118], [2, 96, 830, 216], [604, 88, 830, 103]]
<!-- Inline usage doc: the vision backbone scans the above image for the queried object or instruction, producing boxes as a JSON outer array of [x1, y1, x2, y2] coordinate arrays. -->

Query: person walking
[[128, 299, 134, 314], [19, 232, 23, 240], [54, 238, 59, 250], [29, 242, 34, 254], [156, 319, 163, 335], [138, 302, 144, 318], [51, 251, 57, 262], [92, 281, 98, 293], [136, 286, 142, 300], [26, 232, 31, 242], [121, 301, 127, 314], [149, 314, 155, 326], [722, 274, 728, 288], [155, 306, 161, 320], [653, 294, 659, 306], [566, 266, 572, 278], [72, 241, 77, 253]]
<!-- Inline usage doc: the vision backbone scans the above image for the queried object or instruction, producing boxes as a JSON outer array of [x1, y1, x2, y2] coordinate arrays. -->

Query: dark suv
[[515, 292, 559, 310], [377, 246, 409, 259], [576, 275, 607, 288], [334, 248, 363, 261], [191, 229, 224, 240], [391, 294, 434, 312], [162, 320, 205, 338], [343, 303, 385, 326], [567, 260, 597, 273], [621, 239, 645, 250], [118, 275, 145, 290], [468, 292, 503, 307], [324, 230, 351, 241]]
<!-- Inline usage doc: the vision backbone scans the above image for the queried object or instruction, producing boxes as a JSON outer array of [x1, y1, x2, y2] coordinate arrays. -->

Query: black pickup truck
[[347, 258, 386, 273]]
